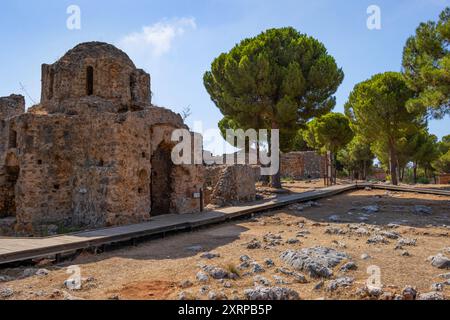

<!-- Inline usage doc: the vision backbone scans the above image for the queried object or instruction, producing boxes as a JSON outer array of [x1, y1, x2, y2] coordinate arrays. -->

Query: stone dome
[[54, 42, 136, 70], [40, 42, 151, 109]]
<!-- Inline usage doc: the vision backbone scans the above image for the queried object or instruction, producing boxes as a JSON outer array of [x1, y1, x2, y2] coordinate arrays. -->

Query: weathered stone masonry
[[0, 42, 204, 236], [280, 151, 325, 180]]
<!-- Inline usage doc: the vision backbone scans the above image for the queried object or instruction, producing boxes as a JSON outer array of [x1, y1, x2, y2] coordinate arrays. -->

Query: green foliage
[[434, 149, 450, 173], [410, 129, 440, 171], [402, 7, 450, 118], [291, 129, 312, 151], [345, 72, 421, 185], [204, 26, 344, 143], [303, 112, 354, 154], [337, 135, 374, 179]]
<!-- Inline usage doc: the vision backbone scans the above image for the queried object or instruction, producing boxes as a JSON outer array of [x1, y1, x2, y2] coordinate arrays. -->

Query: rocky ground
[[0, 189, 449, 300]]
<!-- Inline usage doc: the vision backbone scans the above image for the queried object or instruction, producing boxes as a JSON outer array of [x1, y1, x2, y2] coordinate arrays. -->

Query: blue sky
[[0, 0, 449, 154]]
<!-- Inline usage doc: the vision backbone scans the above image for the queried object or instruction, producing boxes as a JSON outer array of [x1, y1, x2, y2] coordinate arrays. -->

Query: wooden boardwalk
[[0, 184, 355, 266], [1, 183, 449, 266]]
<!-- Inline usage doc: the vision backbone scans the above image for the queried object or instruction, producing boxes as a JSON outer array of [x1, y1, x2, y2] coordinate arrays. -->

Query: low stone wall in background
[[280, 151, 325, 180], [204, 165, 257, 208]]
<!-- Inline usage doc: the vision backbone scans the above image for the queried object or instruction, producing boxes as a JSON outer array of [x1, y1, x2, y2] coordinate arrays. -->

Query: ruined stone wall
[[0, 42, 205, 236], [280, 151, 325, 180], [0, 95, 25, 218], [1, 98, 203, 235], [204, 165, 257, 208], [437, 174, 450, 184]]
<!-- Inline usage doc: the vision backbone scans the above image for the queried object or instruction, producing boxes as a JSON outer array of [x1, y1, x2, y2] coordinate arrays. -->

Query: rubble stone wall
[[0, 42, 203, 236], [280, 151, 325, 180], [204, 165, 257, 207]]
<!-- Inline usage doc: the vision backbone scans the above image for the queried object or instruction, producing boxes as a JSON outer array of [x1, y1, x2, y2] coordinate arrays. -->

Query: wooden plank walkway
[[0, 184, 355, 266], [369, 184, 450, 196], [1, 183, 449, 266]]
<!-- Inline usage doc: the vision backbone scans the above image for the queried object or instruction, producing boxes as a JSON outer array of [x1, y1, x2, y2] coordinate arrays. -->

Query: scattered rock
[[314, 281, 324, 290], [378, 231, 400, 240], [340, 262, 358, 272], [438, 272, 450, 279], [286, 238, 300, 244], [417, 292, 444, 300], [401, 251, 411, 257], [251, 262, 265, 274], [401, 286, 417, 300], [296, 230, 310, 238], [36, 269, 50, 277], [325, 227, 347, 235], [199, 286, 210, 295], [354, 227, 370, 236], [281, 247, 350, 279], [360, 253, 371, 260], [202, 266, 229, 279], [178, 291, 191, 300], [253, 275, 271, 287], [179, 280, 193, 289], [356, 286, 383, 299], [238, 261, 250, 270], [0, 287, 14, 298], [397, 238, 417, 247], [429, 254, 450, 269], [332, 240, 347, 249], [196, 271, 209, 283], [327, 277, 354, 292], [431, 283, 444, 292], [264, 259, 275, 267], [244, 287, 299, 300], [273, 276, 288, 285], [263, 233, 283, 246], [240, 255, 251, 262], [200, 252, 220, 259], [367, 235, 389, 245], [208, 290, 227, 300], [246, 239, 262, 250]]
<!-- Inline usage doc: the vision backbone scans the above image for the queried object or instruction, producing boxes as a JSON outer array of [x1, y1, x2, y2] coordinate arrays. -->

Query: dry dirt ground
[[1, 189, 449, 300]]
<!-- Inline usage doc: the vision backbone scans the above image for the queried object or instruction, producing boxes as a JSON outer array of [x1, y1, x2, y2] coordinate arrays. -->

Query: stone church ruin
[[0, 42, 204, 236]]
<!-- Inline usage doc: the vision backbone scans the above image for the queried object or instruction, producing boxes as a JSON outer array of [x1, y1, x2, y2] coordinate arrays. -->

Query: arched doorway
[[151, 143, 173, 216]]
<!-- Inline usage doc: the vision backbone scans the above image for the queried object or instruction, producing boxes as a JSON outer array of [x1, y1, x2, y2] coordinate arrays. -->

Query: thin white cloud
[[118, 17, 196, 57]]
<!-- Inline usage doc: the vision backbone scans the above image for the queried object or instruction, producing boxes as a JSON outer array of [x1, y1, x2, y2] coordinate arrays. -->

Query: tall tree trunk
[[389, 143, 398, 186], [363, 160, 367, 180]]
